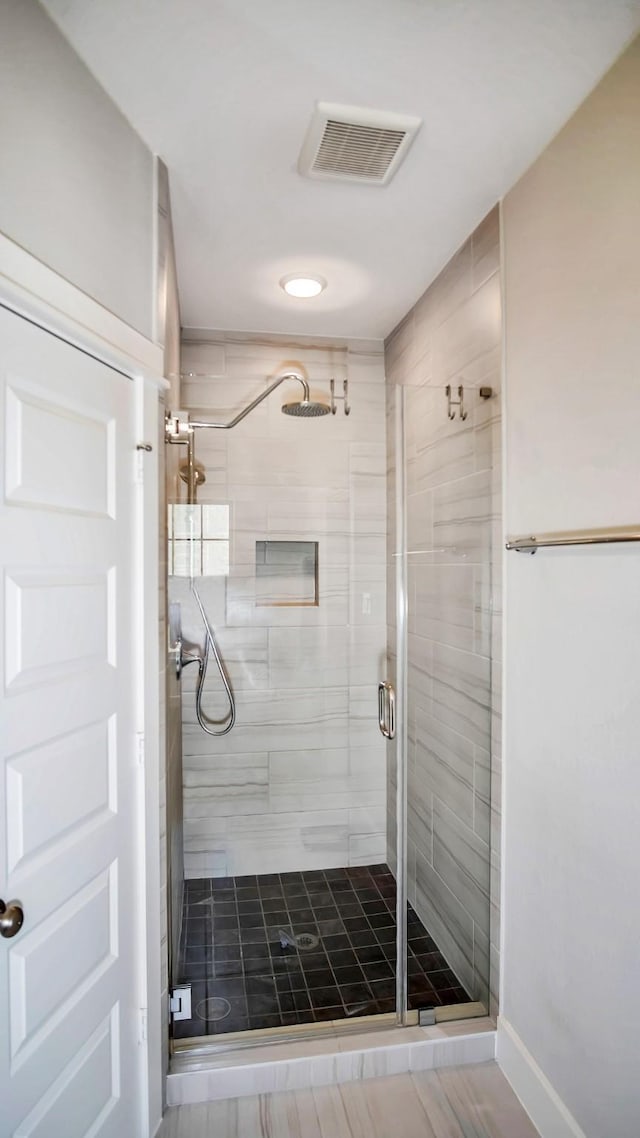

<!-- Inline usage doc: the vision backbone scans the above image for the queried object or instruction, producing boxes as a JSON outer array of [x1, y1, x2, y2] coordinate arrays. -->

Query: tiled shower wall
[[384, 207, 502, 1011], [171, 333, 387, 879]]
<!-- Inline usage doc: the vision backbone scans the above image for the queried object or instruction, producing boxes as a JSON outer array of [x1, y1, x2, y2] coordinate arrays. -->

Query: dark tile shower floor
[[173, 864, 470, 1039]]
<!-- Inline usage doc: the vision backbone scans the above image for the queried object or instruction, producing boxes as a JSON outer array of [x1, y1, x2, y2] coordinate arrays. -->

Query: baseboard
[[496, 1017, 587, 1138], [166, 1019, 496, 1106]]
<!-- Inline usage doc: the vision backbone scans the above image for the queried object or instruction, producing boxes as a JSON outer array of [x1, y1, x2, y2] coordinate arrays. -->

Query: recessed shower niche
[[255, 540, 319, 606]]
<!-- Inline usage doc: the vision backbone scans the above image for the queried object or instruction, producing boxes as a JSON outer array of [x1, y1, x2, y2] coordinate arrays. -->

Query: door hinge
[[170, 986, 192, 1022], [136, 731, 145, 767], [139, 1007, 148, 1042]]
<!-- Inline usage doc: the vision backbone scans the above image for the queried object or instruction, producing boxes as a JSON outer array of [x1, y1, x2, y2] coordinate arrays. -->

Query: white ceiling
[[42, 0, 640, 340]]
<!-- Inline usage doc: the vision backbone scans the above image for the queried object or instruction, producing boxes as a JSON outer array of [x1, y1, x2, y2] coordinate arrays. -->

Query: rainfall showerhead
[[281, 397, 330, 418], [279, 369, 330, 417]]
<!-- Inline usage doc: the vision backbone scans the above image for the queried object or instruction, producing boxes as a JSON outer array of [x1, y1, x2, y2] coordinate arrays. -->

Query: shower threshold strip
[[172, 1003, 489, 1064], [174, 864, 471, 1043]]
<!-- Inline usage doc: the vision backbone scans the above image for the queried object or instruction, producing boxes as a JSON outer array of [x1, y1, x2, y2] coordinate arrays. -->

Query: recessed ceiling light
[[280, 274, 326, 298]]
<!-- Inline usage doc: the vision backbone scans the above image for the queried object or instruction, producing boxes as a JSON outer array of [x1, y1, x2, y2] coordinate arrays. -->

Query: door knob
[[0, 899, 24, 938]]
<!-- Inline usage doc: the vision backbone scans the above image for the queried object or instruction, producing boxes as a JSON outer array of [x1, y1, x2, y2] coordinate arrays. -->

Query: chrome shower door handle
[[378, 680, 395, 739], [378, 681, 385, 735]]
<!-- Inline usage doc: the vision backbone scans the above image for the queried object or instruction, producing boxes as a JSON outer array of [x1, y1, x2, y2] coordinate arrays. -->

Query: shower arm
[[191, 373, 309, 428], [186, 373, 309, 433], [164, 372, 309, 503]]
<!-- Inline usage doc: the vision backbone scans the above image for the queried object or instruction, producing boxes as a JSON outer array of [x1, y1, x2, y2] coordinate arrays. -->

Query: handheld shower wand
[[191, 581, 235, 737]]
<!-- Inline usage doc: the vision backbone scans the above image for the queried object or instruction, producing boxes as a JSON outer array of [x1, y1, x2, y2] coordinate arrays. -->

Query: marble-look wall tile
[[349, 745, 387, 792], [183, 753, 269, 819], [266, 487, 350, 539], [349, 564, 386, 628], [269, 627, 349, 690], [432, 800, 490, 935], [385, 206, 501, 1010], [269, 748, 384, 813], [415, 852, 475, 996], [471, 206, 500, 290], [174, 335, 387, 877], [348, 686, 387, 761], [430, 642, 491, 749], [181, 339, 226, 377], [429, 238, 473, 327], [473, 745, 491, 844], [227, 436, 350, 489], [432, 272, 501, 383], [432, 470, 493, 562], [180, 625, 269, 692], [348, 625, 388, 685], [183, 687, 350, 757], [346, 347, 386, 385], [413, 564, 476, 652], [407, 770, 433, 863], [414, 703, 474, 828]]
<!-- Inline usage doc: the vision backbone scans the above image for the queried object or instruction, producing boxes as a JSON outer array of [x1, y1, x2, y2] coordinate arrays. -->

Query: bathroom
[[1, 4, 640, 1137]]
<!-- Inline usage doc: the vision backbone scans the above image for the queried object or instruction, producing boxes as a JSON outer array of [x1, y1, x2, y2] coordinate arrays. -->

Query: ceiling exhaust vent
[[298, 102, 421, 186]]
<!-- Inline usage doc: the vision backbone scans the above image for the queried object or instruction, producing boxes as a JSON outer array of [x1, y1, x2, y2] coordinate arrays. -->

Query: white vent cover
[[298, 102, 421, 186]]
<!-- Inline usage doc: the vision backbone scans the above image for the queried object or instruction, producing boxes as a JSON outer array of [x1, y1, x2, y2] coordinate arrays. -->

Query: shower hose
[[191, 580, 236, 736]]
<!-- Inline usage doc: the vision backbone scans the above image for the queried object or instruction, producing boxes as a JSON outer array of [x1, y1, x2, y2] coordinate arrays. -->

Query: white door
[[0, 306, 142, 1137]]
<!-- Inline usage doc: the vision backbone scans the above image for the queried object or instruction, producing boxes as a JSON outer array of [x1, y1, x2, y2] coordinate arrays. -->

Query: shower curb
[[166, 1019, 496, 1106]]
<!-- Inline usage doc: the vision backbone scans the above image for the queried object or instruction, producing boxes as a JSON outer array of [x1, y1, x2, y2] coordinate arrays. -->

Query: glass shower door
[[169, 350, 400, 1046], [390, 382, 496, 1022]]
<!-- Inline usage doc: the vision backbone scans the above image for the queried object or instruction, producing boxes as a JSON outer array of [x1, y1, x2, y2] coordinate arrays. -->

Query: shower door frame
[[393, 383, 409, 1027]]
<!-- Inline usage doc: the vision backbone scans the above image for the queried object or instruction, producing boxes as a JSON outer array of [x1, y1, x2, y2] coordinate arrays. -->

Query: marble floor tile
[[158, 1062, 539, 1136]]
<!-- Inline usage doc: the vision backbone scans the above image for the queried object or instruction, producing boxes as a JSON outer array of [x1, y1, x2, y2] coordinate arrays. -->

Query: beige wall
[[0, 0, 155, 338], [500, 35, 640, 1137], [385, 207, 502, 1010]]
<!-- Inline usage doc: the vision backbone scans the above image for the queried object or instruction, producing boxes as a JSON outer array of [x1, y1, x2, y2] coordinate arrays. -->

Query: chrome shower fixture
[[165, 368, 330, 502], [187, 369, 330, 426], [281, 394, 330, 417]]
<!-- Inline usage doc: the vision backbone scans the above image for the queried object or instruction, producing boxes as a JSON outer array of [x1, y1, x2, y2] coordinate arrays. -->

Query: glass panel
[[168, 350, 396, 1047], [399, 383, 495, 1018]]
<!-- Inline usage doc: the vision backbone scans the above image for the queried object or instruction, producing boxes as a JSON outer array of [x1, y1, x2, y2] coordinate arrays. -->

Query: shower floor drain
[[293, 932, 320, 951], [278, 928, 320, 952], [195, 996, 231, 1022]]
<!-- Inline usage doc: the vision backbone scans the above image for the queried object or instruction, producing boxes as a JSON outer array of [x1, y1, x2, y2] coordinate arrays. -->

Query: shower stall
[[164, 214, 501, 1052]]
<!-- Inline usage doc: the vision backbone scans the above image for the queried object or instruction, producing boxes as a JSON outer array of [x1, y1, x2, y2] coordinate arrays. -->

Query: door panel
[[0, 307, 140, 1136], [398, 383, 493, 1015]]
